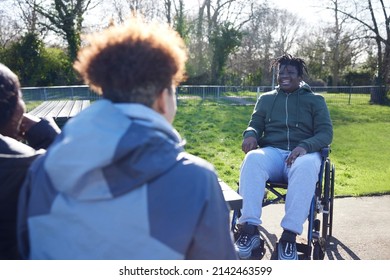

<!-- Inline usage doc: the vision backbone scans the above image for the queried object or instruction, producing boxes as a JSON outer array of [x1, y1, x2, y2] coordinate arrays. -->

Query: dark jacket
[[244, 82, 333, 152], [0, 118, 60, 259], [18, 101, 237, 260]]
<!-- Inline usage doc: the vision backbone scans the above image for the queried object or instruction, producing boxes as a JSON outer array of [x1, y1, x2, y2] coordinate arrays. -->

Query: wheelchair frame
[[231, 147, 335, 260]]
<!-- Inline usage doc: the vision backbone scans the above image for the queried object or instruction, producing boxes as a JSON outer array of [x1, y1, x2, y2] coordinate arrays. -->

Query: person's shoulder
[[178, 152, 216, 173], [309, 92, 327, 103], [257, 90, 278, 105], [260, 89, 278, 98], [163, 152, 220, 197], [299, 85, 326, 100]]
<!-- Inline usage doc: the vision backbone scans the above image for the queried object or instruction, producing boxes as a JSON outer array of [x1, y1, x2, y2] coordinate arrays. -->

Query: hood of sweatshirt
[[269, 81, 313, 126], [43, 100, 184, 201]]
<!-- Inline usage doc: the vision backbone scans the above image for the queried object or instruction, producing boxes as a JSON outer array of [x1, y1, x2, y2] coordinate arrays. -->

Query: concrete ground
[[244, 195, 390, 260]]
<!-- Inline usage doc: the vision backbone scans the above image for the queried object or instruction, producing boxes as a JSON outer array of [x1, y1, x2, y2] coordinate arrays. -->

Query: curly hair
[[270, 53, 309, 77], [0, 63, 21, 130], [73, 17, 188, 106]]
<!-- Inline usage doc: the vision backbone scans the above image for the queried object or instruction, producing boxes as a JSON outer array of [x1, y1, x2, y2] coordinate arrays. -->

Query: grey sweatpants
[[238, 147, 321, 235]]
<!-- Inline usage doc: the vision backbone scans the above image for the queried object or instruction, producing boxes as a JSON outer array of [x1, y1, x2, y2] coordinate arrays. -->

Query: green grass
[[26, 100, 390, 197], [174, 103, 248, 190], [328, 104, 390, 196], [25, 101, 42, 112], [174, 102, 390, 197]]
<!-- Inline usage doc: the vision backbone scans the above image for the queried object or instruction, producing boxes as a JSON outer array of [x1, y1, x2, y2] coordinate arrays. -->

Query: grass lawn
[[174, 102, 390, 197], [26, 100, 390, 197], [25, 101, 42, 112], [328, 104, 390, 196]]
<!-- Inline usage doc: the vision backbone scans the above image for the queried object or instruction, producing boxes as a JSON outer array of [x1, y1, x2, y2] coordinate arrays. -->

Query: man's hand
[[242, 136, 258, 154], [286, 146, 307, 167], [18, 113, 40, 140]]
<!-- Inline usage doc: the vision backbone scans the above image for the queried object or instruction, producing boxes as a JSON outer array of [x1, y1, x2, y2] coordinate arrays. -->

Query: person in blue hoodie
[[17, 18, 237, 260], [234, 54, 333, 260]]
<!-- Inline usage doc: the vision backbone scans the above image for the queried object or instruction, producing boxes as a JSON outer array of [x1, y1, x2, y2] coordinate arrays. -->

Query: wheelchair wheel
[[312, 240, 325, 260], [321, 159, 331, 240], [329, 163, 335, 236], [231, 209, 241, 241]]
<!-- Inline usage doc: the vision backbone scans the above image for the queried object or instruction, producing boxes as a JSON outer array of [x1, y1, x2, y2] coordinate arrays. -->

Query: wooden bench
[[29, 100, 90, 128], [219, 179, 242, 211]]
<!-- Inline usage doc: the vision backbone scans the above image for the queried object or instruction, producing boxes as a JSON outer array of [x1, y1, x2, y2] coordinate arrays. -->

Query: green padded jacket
[[243, 82, 333, 153]]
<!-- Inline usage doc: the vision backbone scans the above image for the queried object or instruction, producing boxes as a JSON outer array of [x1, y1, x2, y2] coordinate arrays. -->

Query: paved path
[[247, 195, 390, 260], [221, 96, 255, 105]]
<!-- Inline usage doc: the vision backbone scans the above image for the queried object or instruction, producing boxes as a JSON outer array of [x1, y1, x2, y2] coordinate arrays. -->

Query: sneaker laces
[[283, 241, 294, 255], [238, 233, 251, 246]]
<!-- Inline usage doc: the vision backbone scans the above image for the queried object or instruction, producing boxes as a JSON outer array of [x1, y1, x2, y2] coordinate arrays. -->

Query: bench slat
[[81, 100, 91, 110], [48, 100, 67, 118], [29, 100, 90, 128], [60, 100, 77, 118], [219, 179, 242, 210], [68, 100, 83, 117], [29, 101, 59, 118]]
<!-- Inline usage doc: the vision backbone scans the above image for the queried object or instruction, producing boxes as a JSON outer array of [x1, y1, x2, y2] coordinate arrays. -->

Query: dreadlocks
[[270, 53, 309, 77]]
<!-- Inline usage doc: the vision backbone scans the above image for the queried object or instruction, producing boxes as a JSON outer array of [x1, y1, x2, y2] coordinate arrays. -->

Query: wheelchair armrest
[[320, 146, 331, 158]]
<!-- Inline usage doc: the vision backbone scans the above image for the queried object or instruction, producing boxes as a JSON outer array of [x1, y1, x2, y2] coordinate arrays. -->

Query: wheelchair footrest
[[249, 246, 266, 260], [296, 243, 310, 253]]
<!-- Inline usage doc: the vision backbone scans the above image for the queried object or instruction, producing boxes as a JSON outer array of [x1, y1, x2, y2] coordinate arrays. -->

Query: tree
[[0, 32, 75, 86], [189, 0, 255, 84], [328, 0, 390, 103], [210, 22, 242, 84], [15, 0, 41, 34], [164, 0, 173, 24], [170, 0, 189, 40], [272, 9, 301, 56], [296, 29, 329, 84], [228, 3, 303, 86], [0, 9, 24, 48], [327, 0, 350, 86], [110, 0, 164, 23], [23, 0, 93, 63], [1, 32, 45, 86], [40, 47, 76, 86]]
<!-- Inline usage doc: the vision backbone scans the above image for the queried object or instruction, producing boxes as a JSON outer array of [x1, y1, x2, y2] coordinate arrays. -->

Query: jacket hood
[[274, 81, 312, 95], [269, 81, 312, 126], [43, 100, 184, 201]]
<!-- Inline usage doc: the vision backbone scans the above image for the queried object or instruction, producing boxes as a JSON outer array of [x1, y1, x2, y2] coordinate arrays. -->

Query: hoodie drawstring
[[296, 92, 300, 127], [268, 90, 279, 123]]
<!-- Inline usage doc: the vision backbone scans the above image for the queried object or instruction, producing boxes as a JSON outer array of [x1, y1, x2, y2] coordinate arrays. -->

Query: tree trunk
[[370, 84, 387, 105]]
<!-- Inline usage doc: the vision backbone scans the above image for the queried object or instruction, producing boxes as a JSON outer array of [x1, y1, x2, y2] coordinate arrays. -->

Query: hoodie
[[243, 82, 333, 152], [17, 100, 237, 260]]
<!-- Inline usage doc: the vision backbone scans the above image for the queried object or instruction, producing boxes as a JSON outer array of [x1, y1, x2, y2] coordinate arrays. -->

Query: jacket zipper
[[285, 94, 290, 150]]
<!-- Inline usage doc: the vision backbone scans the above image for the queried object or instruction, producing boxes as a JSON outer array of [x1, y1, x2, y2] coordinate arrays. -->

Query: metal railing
[[21, 85, 387, 105]]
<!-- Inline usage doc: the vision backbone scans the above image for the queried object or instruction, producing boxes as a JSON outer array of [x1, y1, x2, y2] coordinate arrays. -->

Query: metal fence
[[21, 85, 387, 105]]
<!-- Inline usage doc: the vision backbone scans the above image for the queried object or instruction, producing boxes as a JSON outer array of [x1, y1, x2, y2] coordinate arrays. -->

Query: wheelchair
[[231, 147, 335, 260]]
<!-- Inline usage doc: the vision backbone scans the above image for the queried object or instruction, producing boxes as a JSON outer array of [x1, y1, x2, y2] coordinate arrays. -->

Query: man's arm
[[22, 115, 61, 150], [298, 95, 333, 153], [242, 97, 266, 153]]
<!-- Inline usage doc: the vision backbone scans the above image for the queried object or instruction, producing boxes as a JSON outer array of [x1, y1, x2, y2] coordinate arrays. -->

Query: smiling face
[[277, 64, 302, 93]]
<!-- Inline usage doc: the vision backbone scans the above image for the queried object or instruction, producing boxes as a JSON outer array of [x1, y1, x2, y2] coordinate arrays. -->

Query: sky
[[0, 0, 333, 32], [271, 0, 331, 23], [184, 0, 333, 25]]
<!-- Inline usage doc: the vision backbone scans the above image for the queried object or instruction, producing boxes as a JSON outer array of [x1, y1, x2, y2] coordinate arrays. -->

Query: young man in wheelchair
[[236, 54, 333, 260]]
